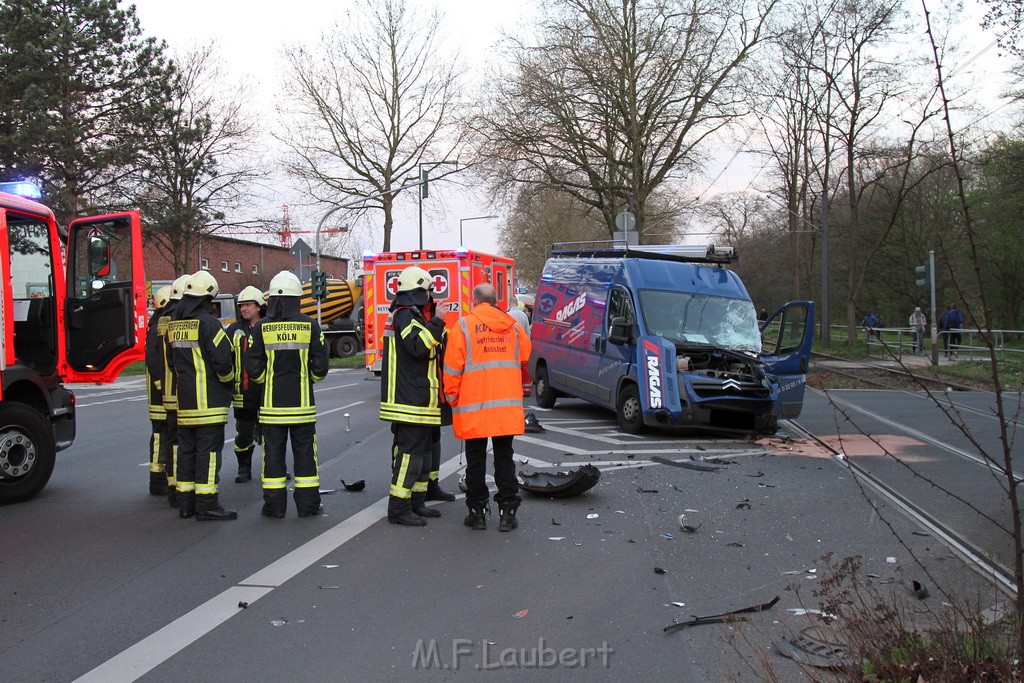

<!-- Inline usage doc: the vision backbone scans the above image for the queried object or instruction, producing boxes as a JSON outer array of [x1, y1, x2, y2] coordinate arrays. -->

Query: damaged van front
[[529, 243, 813, 435]]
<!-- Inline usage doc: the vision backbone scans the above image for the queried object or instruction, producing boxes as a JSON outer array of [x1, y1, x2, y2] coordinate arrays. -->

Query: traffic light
[[420, 168, 429, 199], [914, 263, 930, 289], [311, 270, 328, 300]]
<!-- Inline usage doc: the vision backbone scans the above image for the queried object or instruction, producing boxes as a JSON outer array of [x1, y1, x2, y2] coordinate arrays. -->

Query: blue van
[[528, 243, 814, 435]]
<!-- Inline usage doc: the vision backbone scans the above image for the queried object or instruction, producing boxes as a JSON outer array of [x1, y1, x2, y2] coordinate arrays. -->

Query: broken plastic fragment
[[514, 609, 529, 619], [654, 567, 667, 575], [548, 536, 566, 541], [322, 564, 339, 568], [340, 479, 366, 492], [671, 601, 686, 607], [886, 556, 897, 564], [912, 580, 929, 600], [238, 601, 249, 609], [319, 488, 336, 494], [587, 513, 599, 519], [319, 585, 340, 590], [271, 619, 288, 627], [551, 519, 561, 525], [659, 533, 674, 540]]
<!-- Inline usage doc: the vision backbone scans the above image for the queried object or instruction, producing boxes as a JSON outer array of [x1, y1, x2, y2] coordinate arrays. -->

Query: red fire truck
[[0, 182, 146, 503], [362, 248, 516, 373]]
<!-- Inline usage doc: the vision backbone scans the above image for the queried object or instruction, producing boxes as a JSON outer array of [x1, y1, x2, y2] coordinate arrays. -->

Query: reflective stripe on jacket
[[443, 302, 531, 440], [379, 305, 446, 425], [168, 299, 234, 427], [244, 315, 328, 425], [227, 319, 261, 410], [145, 309, 166, 420]]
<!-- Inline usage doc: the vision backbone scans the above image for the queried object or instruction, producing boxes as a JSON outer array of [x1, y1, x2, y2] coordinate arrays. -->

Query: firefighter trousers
[[159, 410, 178, 492], [261, 422, 320, 516], [464, 435, 521, 509], [176, 423, 227, 512], [149, 418, 167, 483], [389, 422, 432, 517], [233, 408, 262, 466]]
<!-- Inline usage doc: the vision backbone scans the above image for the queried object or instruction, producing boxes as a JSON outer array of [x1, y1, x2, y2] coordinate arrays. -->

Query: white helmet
[[268, 270, 303, 297], [154, 285, 173, 310], [185, 270, 219, 298], [397, 266, 432, 293], [169, 274, 190, 301], [237, 286, 266, 306]]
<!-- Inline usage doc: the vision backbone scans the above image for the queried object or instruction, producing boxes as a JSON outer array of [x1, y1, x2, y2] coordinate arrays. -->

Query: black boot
[[388, 512, 427, 526], [234, 447, 253, 483], [498, 504, 519, 532], [195, 494, 237, 521], [426, 480, 456, 502], [149, 470, 168, 496], [178, 491, 195, 519], [464, 505, 487, 530], [298, 504, 325, 518], [412, 492, 441, 518]]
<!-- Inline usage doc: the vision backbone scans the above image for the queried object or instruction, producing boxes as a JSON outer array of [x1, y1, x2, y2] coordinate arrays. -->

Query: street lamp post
[[459, 214, 498, 247]]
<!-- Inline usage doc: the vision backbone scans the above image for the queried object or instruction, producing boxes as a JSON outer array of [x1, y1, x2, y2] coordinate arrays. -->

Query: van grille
[[688, 378, 772, 400]]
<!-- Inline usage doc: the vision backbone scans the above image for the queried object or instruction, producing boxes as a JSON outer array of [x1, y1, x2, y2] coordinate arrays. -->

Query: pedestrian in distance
[[938, 304, 952, 357], [245, 271, 330, 518], [946, 303, 965, 358], [908, 306, 927, 355], [227, 286, 267, 483], [144, 285, 173, 496], [379, 266, 452, 527], [861, 311, 881, 342], [444, 283, 532, 532], [168, 271, 237, 521]]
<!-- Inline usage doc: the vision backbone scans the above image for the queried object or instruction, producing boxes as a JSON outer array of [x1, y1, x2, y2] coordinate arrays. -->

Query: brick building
[[144, 234, 351, 295]]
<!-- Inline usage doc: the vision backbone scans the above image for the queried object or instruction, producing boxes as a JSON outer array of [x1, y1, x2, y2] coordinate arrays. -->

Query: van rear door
[[760, 301, 814, 419]]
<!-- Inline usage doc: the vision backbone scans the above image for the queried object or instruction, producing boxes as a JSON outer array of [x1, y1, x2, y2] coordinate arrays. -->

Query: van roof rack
[[549, 241, 738, 264]]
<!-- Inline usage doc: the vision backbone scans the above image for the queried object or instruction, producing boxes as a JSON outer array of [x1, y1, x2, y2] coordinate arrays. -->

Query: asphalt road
[[0, 374, 1012, 681]]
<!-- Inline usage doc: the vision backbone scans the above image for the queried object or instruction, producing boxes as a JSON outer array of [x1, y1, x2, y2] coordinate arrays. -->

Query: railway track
[[786, 417, 1018, 596], [811, 351, 977, 392]]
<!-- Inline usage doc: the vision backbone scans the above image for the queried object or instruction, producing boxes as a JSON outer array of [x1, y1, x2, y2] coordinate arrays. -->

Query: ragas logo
[[555, 292, 587, 323], [641, 339, 663, 409]]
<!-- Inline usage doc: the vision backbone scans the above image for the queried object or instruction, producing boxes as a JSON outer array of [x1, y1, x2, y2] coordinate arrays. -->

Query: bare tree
[[279, 0, 464, 251], [127, 44, 261, 275], [475, 0, 778, 240]]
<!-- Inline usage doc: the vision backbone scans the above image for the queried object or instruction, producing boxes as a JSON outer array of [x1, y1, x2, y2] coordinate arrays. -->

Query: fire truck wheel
[[616, 384, 647, 435], [0, 403, 56, 504], [334, 336, 358, 358], [534, 365, 557, 409]]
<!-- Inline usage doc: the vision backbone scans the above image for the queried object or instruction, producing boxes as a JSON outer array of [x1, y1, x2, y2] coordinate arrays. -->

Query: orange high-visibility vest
[[443, 303, 531, 440]]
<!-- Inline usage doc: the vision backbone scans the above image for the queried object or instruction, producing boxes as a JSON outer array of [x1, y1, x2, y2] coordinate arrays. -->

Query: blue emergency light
[[0, 181, 43, 200]]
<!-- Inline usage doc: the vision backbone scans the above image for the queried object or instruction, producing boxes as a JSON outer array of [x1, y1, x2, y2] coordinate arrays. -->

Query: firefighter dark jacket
[[243, 296, 329, 425], [145, 306, 167, 420], [379, 290, 447, 425], [167, 295, 234, 426], [157, 298, 181, 411], [227, 317, 262, 411]]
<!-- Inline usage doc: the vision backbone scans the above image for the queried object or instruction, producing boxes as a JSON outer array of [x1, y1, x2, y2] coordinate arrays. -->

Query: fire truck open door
[[62, 212, 147, 383]]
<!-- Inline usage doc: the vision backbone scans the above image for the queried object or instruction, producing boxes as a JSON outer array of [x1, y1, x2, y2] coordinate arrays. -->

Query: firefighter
[[145, 285, 173, 496], [168, 271, 236, 521], [443, 283, 531, 531], [227, 286, 267, 483], [158, 274, 191, 509], [244, 271, 329, 518], [380, 266, 451, 526]]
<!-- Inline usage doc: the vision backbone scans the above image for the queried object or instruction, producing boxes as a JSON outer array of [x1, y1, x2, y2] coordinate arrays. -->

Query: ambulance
[[362, 248, 516, 373], [529, 243, 814, 435]]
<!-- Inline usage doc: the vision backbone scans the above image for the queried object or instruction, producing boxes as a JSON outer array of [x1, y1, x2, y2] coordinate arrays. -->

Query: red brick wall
[[144, 235, 350, 294]]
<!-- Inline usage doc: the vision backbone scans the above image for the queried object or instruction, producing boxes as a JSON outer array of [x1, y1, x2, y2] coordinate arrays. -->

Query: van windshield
[[638, 290, 761, 354]]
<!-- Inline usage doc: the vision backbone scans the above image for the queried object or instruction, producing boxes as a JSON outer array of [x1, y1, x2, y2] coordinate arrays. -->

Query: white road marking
[[74, 453, 464, 682]]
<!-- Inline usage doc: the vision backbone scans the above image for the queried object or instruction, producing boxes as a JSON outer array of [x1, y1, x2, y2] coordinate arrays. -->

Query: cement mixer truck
[[299, 277, 363, 358]]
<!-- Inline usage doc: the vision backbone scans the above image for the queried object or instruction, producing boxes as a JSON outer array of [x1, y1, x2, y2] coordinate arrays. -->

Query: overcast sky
[[130, 0, 533, 257]]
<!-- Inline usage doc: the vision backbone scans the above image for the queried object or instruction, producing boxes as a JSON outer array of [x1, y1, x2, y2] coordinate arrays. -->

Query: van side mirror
[[609, 316, 633, 345]]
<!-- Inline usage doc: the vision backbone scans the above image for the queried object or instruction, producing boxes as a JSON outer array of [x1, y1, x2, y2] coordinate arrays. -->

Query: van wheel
[[534, 365, 557, 409], [616, 384, 646, 434], [0, 403, 56, 504]]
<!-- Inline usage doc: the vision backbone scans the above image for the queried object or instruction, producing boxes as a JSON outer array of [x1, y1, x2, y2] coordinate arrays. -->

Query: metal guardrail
[[855, 326, 1020, 360]]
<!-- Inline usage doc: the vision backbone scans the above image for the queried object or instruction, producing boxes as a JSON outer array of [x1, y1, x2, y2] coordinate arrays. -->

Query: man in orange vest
[[444, 283, 532, 531]]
